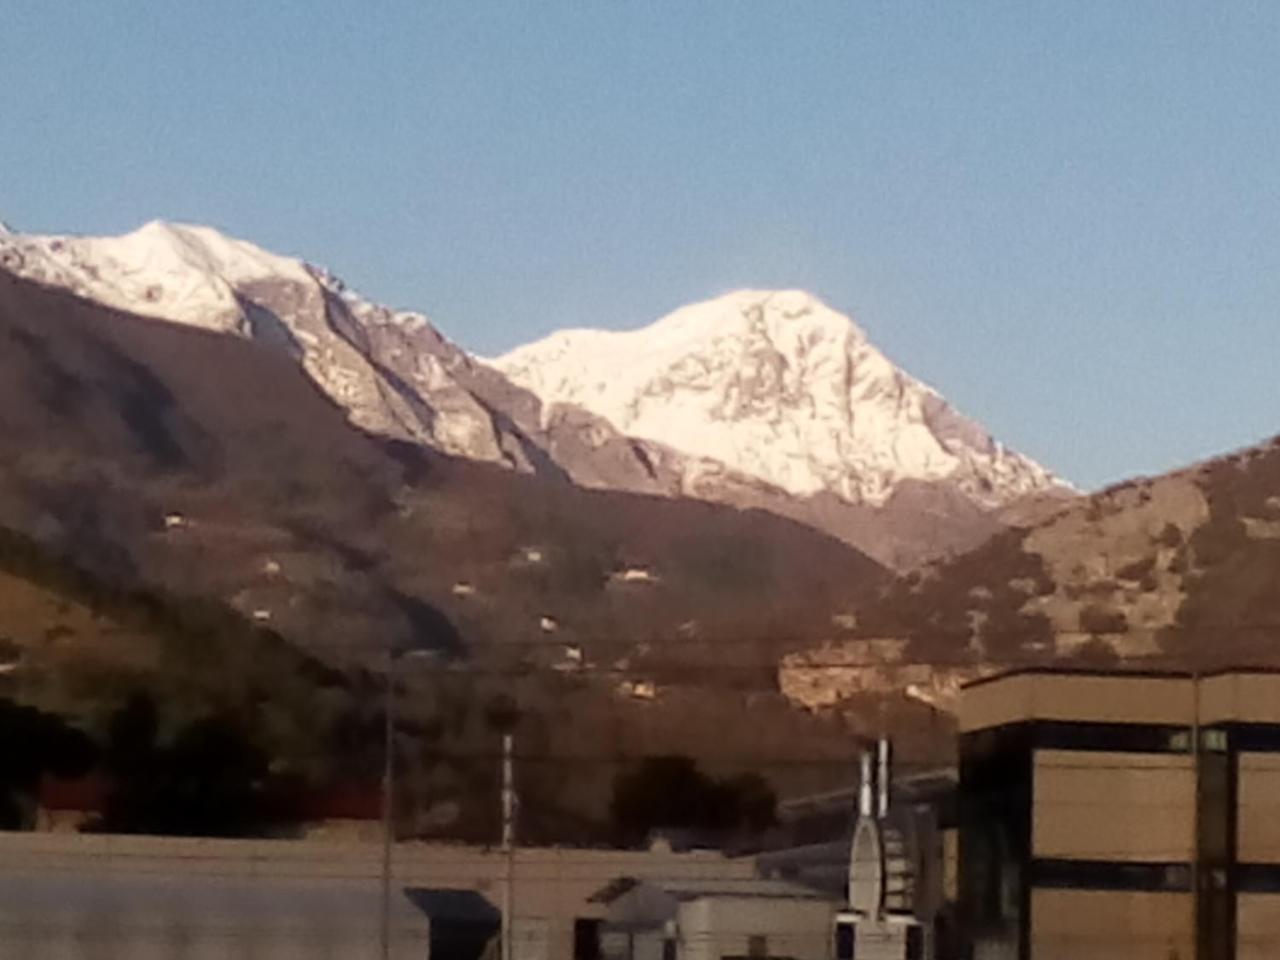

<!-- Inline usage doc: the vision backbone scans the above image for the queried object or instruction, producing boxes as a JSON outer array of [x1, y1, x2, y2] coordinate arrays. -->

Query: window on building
[[1203, 728, 1229, 753], [906, 925, 925, 960], [747, 934, 768, 959], [573, 919, 601, 960], [663, 937, 677, 960], [835, 921, 855, 960]]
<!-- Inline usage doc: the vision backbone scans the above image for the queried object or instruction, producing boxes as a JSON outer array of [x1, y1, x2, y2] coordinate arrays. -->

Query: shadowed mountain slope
[[0, 269, 889, 833]]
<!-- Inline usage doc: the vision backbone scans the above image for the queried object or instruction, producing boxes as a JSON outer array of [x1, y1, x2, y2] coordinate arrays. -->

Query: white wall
[[678, 897, 835, 960], [0, 832, 754, 960]]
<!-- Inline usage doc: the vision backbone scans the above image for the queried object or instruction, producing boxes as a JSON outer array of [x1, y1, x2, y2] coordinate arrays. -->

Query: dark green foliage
[[609, 755, 777, 847], [92, 693, 271, 837], [0, 525, 377, 834], [717, 772, 779, 834], [0, 698, 96, 828], [482, 693, 520, 734]]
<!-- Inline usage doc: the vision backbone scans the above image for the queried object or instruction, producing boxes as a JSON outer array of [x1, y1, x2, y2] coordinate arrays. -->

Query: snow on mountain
[[0, 220, 539, 465], [493, 289, 1067, 509], [0, 220, 1069, 564]]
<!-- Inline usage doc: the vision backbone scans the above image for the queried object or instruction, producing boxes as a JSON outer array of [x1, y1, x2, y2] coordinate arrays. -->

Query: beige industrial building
[[594, 877, 838, 960], [0, 831, 756, 959], [958, 668, 1280, 960]]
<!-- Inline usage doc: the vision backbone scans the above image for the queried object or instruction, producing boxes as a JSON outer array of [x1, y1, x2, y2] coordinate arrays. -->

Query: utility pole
[[500, 731, 516, 960], [380, 644, 395, 960], [1191, 667, 1202, 960]]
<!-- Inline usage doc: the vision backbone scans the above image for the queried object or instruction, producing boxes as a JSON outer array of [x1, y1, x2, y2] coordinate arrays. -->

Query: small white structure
[[539, 616, 558, 633], [262, 559, 282, 577], [552, 645, 585, 674], [597, 877, 838, 960], [610, 567, 658, 585], [451, 582, 476, 598], [835, 741, 934, 960], [252, 609, 272, 623], [618, 679, 657, 701], [521, 547, 545, 564], [163, 513, 187, 531]]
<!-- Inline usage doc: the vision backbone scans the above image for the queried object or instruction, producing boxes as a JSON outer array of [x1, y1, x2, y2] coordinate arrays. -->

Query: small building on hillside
[[594, 877, 839, 960]]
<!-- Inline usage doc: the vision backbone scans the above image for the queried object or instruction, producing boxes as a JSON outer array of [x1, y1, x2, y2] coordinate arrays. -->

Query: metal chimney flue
[[876, 738, 891, 819], [859, 751, 874, 818]]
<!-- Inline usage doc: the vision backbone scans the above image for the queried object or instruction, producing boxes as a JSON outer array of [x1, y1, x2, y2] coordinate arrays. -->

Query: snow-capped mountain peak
[[494, 289, 1064, 507], [0, 220, 535, 463], [0, 219, 313, 333], [0, 219, 1070, 565]]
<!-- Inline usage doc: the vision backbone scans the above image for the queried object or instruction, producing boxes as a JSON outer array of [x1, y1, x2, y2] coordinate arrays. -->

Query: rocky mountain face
[[13, 217, 1273, 807], [0, 266, 885, 824], [496, 289, 1060, 507], [495, 290, 1072, 566], [0, 264, 884, 654], [0, 221, 677, 493], [779, 435, 1280, 714], [0, 223, 1070, 566]]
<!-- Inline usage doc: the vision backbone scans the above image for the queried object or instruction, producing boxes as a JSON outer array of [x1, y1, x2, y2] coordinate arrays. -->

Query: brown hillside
[[781, 435, 1280, 715], [0, 269, 888, 834]]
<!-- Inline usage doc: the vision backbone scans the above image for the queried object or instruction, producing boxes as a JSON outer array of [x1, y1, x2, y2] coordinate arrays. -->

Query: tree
[[95, 694, 270, 837], [0, 698, 96, 829], [609, 755, 777, 847]]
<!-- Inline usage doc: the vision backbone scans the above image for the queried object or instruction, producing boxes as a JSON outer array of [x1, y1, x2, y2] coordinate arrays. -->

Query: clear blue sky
[[4, 1, 1279, 490]]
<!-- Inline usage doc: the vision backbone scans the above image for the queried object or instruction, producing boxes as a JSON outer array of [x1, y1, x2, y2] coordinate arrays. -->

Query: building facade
[[0, 831, 755, 960], [595, 877, 839, 960], [958, 668, 1280, 960]]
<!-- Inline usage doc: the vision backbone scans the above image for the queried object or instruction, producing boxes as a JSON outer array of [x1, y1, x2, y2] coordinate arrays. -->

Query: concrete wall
[[1238, 752, 1280, 862], [601, 929, 667, 960], [0, 832, 754, 960], [853, 919, 927, 960], [1237, 753, 1280, 960], [1236, 894, 1280, 960], [1029, 890, 1193, 960], [677, 897, 835, 960], [1199, 673, 1280, 726], [1031, 749, 1195, 861], [959, 673, 1194, 734]]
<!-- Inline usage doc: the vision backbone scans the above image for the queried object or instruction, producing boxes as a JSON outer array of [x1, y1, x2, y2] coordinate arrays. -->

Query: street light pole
[[500, 731, 516, 960], [381, 643, 394, 960]]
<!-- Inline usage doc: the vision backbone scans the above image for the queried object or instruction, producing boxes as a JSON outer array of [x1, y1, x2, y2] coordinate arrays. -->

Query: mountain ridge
[[779, 431, 1280, 713], [0, 220, 1071, 566]]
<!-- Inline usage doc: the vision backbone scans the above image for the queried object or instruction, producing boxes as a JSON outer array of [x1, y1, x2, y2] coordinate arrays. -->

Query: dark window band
[[1235, 864, 1280, 893], [964, 721, 1194, 755], [1030, 859, 1192, 892], [1221, 723, 1280, 753]]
